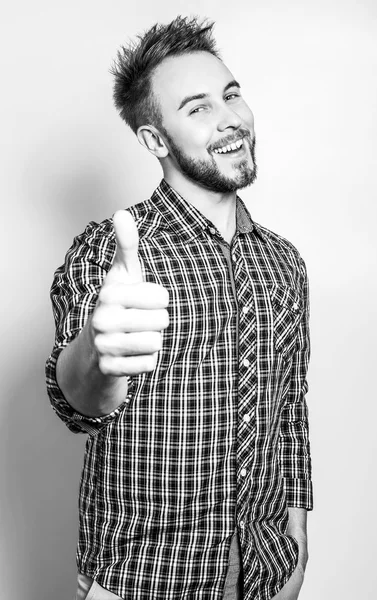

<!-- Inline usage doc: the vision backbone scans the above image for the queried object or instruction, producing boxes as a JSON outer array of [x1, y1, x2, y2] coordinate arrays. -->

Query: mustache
[[208, 129, 254, 152]]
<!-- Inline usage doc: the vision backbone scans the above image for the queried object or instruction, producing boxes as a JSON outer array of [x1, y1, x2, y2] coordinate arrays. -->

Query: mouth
[[212, 137, 247, 157]]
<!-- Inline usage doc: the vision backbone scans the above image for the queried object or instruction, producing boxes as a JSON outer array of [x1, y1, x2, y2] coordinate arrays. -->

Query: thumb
[[112, 210, 143, 283]]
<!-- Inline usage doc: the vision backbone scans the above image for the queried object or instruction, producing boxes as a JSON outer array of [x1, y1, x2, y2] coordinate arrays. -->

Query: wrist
[[286, 507, 308, 571], [294, 534, 308, 573]]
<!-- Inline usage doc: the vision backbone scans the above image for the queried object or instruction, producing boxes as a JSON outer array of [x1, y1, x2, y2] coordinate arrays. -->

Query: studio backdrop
[[1, 1, 376, 599]]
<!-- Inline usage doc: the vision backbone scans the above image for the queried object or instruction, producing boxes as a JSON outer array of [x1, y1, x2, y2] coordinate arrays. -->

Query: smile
[[213, 139, 244, 154]]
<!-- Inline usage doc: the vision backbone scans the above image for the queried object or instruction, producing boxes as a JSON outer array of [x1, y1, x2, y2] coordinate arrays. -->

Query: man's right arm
[[54, 210, 169, 419]]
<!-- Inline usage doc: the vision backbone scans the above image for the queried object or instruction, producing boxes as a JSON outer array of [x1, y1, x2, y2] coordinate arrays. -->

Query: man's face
[[151, 51, 257, 193]]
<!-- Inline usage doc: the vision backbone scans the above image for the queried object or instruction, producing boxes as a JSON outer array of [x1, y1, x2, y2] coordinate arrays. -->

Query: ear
[[137, 125, 169, 159]]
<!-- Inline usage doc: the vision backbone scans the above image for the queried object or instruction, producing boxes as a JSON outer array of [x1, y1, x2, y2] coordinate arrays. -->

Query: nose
[[216, 104, 243, 132]]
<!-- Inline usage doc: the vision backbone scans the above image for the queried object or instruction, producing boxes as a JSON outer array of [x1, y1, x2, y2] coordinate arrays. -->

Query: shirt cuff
[[283, 477, 313, 511], [45, 343, 134, 434]]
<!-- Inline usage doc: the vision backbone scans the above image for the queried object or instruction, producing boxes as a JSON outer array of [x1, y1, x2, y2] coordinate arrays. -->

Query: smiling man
[[46, 16, 312, 600]]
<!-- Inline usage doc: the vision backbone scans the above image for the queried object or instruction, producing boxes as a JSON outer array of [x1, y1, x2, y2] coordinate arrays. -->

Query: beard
[[162, 128, 257, 193]]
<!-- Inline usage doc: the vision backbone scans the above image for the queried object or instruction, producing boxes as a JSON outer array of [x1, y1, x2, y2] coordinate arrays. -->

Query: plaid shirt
[[46, 179, 312, 600]]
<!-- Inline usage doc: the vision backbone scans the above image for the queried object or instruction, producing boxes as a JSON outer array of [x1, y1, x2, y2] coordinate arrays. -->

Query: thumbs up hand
[[91, 210, 169, 377]]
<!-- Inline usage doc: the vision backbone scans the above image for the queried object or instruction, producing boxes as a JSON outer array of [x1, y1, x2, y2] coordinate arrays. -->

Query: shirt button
[[242, 358, 251, 368], [209, 227, 216, 235], [292, 302, 299, 311], [239, 520, 245, 528], [240, 468, 247, 477], [243, 413, 251, 423], [242, 306, 250, 315]]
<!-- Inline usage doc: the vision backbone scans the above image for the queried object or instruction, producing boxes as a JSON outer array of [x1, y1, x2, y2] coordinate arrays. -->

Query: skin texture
[[161, 125, 256, 193], [137, 51, 256, 243], [56, 50, 308, 599]]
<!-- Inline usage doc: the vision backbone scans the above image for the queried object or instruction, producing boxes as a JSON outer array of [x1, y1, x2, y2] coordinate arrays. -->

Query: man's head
[[112, 16, 256, 193], [112, 16, 220, 134]]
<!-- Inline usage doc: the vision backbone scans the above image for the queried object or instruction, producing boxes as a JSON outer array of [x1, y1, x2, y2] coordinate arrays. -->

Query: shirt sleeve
[[279, 258, 313, 510], [45, 219, 132, 435]]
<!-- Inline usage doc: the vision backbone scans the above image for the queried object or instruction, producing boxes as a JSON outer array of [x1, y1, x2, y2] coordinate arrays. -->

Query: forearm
[[56, 316, 129, 418], [287, 507, 308, 571]]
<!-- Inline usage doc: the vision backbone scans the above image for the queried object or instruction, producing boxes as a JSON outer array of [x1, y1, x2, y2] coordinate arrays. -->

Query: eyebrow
[[178, 80, 241, 111]]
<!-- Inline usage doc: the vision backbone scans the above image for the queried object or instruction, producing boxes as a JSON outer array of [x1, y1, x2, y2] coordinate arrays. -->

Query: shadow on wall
[[1, 131, 133, 600], [1, 339, 86, 600], [27, 125, 148, 239], [3, 113, 156, 598]]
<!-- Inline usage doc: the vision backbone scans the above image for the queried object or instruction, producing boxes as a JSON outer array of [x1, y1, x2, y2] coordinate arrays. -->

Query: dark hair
[[111, 16, 221, 133]]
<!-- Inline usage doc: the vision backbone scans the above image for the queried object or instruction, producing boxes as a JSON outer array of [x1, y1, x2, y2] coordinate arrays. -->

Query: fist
[[91, 210, 169, 376]]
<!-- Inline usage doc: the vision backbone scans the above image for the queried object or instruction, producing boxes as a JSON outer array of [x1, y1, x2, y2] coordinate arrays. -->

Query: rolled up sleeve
[[279, 259, 313, 510], [45, 219, 132, 434]]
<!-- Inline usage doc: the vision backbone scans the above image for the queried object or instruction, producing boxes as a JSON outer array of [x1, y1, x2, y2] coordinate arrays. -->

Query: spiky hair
[[111, 16, 221, 133]]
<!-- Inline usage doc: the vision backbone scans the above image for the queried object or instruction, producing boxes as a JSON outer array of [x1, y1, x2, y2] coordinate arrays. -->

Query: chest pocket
[[268, 283, 303, 360]]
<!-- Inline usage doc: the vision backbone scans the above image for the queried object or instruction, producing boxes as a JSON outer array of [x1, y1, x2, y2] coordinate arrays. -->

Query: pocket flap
[[268, 284, 302, 313]]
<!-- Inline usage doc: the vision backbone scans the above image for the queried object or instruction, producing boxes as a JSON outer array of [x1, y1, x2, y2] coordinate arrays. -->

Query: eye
[[225, 92, 241, 101], [189, 106, 207, 115]]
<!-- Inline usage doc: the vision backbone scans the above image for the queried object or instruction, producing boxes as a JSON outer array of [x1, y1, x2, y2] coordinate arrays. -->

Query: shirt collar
[[150, 179, 267, 242]]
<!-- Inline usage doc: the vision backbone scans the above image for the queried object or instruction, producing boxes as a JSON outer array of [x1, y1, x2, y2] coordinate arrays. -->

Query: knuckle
[[92, 312, 109, 334], [99, 356, 128, 377], [93, 333, 104, 354], [91, 312, 103, 333], [161, 309, 170, 329], [154, 332, 163, 352], [98, 285, 112, 304], [147, 283, 169, 307], [144, 353, 158, 372], [147, 332, 162, 353], [92, 305, 122, 333], [159, 286, 170, 307], [98, 356, 112, 375]]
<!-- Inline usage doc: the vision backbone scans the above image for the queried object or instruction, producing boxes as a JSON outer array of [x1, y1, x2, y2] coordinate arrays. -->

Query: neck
[[164, 171, 237, 245]]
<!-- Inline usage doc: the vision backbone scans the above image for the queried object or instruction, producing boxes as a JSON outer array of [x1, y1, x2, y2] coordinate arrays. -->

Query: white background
[[1, 1, 376, 598]]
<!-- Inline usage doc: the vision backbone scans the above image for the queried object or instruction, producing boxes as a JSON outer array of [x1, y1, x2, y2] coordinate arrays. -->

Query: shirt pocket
[[268, 283, 303, 360]]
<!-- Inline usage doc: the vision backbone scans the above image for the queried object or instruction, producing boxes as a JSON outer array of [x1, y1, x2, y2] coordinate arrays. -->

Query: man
[[46, 16, 312, 600]]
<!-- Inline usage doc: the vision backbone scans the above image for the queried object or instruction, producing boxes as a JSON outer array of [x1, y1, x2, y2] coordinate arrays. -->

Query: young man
[[46, 16, 312, 600]]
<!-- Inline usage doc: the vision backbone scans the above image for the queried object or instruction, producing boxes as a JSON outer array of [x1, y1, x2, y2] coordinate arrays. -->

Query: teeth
[[214, 139, 244, 154]]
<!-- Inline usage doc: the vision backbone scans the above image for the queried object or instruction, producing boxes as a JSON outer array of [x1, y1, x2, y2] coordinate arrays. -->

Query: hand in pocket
[[271, 563, 305, 600]]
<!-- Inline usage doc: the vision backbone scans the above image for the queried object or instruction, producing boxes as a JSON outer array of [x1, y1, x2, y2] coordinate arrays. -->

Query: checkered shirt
[[46, 179, 312, 600]]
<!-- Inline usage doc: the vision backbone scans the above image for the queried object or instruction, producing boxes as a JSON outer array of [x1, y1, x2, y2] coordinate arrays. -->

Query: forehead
[[151, 51, 235, 109]]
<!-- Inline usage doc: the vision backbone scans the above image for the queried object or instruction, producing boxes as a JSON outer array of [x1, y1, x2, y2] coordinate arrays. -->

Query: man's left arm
[[273, 508, 308, 600], [279, 258, 313, 573]]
